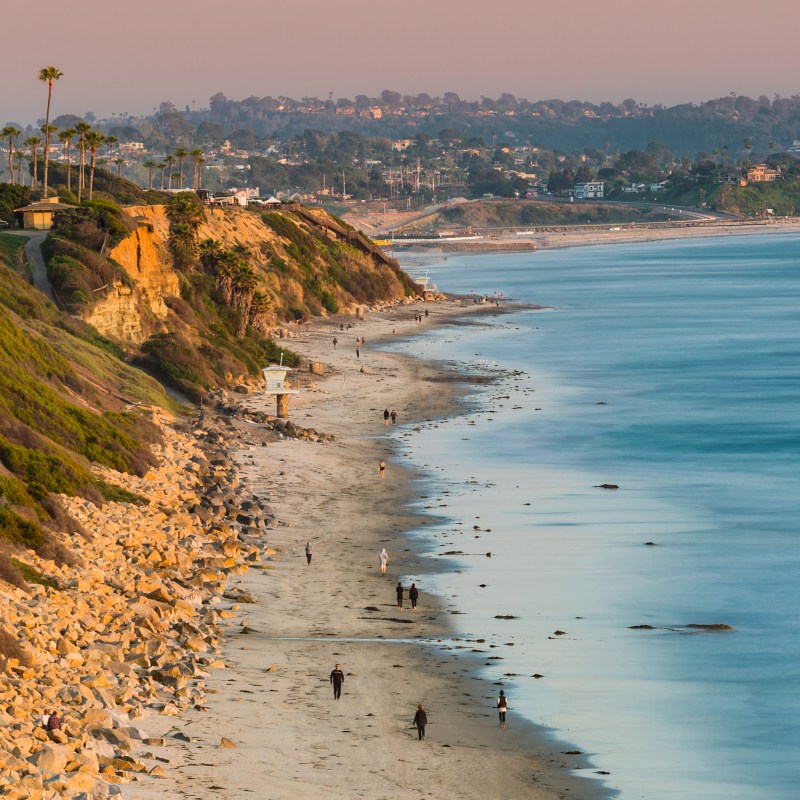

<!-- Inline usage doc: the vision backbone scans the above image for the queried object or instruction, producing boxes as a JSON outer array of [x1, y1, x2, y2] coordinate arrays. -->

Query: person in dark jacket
[[330, 664, 345, 699], [413, 704, 427, 739], [45, 710, 62, 731], [409, 582, 419, 611], [396, 581, 404, 609]]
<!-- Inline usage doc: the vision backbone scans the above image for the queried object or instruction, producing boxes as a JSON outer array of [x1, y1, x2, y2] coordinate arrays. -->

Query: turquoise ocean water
[[393, 234, 800, 799]]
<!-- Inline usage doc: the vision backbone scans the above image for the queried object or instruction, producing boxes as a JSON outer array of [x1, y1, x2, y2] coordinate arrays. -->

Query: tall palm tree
[[165, 154, 175, 190], [105, 135, 118, 159], [143, 159, 158, 190], [174, 148, 188, 189], [14, 152, 25, 185], [58, 128, 75, 194], [74, 121, 92, 201], [2, 126, 21, 184], [114, 157, 124, 178], [191, 148, 204, 190], [84, 130, 105, 200], [38, 66, 63, 198], [24, 135, 42, 188], [158, 161, 167, 190]]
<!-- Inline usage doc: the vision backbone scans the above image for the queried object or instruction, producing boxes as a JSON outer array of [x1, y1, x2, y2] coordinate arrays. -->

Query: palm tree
[[143, 159, 158, 190], [114, 157, 124, 178], [105, 135, 118, 159], [58, 128, 75, 194], [14, 152, 25, 185], [24, 136, 42, 188], [158, 161, 167, 190], [743, 137, 753, 167], [74, 121, 92, 201], [85, 130, 105, 200], [174, 147, 188, 189], [165, 154, 175, 190], [2, 126, 21, 184], [39, 66, 63, 197], [191, 148, 204, 189]]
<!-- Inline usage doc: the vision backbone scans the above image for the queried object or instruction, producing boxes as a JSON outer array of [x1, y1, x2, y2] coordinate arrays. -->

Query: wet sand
[[125, 300, 603, 800]]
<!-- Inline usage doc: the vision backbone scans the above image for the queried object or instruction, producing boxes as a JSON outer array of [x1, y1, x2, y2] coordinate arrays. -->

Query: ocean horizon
[[392, 233, 800, 799]]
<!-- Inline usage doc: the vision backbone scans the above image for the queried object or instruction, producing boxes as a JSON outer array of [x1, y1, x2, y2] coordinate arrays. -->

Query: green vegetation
[[0, 184, 28, 225], [10, 558, 59, 589], [0, 234, 28, 277]]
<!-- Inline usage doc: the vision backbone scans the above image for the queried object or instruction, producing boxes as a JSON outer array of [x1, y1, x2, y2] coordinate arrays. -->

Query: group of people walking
[[382, 408, 397, 425]]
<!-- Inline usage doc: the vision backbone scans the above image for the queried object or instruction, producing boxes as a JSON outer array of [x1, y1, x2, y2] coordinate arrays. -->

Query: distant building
[[392, 139, 413, 152], [573, 181, 605, 199], [746, 164, 781, 183]]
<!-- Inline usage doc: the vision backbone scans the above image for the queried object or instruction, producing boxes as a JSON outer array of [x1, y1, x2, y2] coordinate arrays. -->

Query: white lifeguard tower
[[262, 364, 298, 418]]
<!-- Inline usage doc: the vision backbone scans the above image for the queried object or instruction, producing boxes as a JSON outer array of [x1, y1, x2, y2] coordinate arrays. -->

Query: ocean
[[393, 233, 800, 800]]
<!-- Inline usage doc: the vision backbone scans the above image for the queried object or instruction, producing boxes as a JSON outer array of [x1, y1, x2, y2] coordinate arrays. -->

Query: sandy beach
[[124, 300, 603, 800], [390, 218, 800, 255]]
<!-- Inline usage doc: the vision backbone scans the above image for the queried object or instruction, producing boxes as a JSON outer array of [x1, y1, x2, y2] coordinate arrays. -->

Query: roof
[[14, 198, 79, 213]]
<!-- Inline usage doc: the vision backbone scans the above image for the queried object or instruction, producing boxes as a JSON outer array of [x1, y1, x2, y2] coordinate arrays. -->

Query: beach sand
[[393, 218, 800, 255], [124, 301, 602, 800]]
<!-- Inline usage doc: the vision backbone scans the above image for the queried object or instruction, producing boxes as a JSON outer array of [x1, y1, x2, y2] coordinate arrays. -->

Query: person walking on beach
[[412, 704, 428, 740], [332, 337, 338, 349], [379, 547, 388, 575], [497, 690, 508, 728], [379, 458, 386, 479], [383, 408, 390, 426], [396, 580, 404, 610], [330, 664, 345, 699], [356, 346, 360, 359], [390, 409, 397, 424], [305, 541, 312, 566], [409, 582, 419, 611]]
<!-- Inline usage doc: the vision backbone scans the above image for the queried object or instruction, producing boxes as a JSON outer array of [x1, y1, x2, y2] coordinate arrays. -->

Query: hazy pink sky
[[3, 0, 798, 124]]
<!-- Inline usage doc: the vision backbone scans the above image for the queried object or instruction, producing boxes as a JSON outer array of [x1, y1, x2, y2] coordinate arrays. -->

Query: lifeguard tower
[[262, 365, 298, 418]]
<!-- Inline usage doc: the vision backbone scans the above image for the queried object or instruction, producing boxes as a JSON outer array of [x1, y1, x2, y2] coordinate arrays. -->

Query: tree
[[84, 130, 106, 200], [165, 154, 175, 190], [74, 121, 92, 201], [190, 148, 204, 190], [24, 136, 42, 188], [39, 65, 63, 197], [143, 159, 158, 190], [743, 137, 753, 166], [14, 152, 25, 185], [174, 147, 188, 189], [2, 126, 21, 185], [105, 135, 118, 158], [57, 128, 76, 194], [114, 157, 124, 177]]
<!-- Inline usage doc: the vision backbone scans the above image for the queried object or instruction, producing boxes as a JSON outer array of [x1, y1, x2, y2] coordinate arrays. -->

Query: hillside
[[0, 247, 178, 591], [39, 193, 418, 400]]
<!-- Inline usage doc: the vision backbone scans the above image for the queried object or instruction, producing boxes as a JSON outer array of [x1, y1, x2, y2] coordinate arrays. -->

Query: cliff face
[[84, 203, 413, 346], [85, 218, 180, 344]]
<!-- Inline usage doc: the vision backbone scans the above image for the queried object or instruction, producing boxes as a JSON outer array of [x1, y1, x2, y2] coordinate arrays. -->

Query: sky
[[3, 0, 798, 125]]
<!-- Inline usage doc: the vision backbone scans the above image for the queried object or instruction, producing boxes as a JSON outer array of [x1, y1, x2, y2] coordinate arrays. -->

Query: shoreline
[[124, 300, 606, 800], [389, 218, 800, 255]]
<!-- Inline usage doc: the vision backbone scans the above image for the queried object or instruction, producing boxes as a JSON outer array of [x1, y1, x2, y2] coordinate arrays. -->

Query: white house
[[573, 181, 605, 199]]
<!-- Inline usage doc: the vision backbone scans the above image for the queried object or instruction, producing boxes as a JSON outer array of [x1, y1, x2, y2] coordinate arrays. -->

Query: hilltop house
[[746, 164, 781, 183]]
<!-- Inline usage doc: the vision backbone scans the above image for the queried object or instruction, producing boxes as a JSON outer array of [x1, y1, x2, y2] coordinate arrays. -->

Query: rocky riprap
[[210, 390, 336, 443], [0, 410, 276, 799]]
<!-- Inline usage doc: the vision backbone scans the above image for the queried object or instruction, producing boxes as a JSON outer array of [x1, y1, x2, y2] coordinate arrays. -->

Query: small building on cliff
[[14, 197, 77, 230]]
